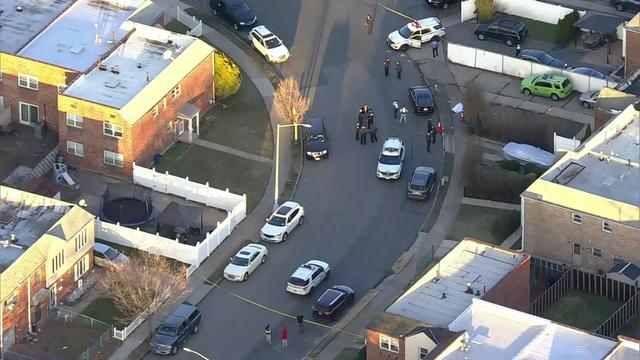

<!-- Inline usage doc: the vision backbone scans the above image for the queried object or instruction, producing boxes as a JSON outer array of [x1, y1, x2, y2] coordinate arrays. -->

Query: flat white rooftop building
[[386, 239, 528, 328], [440, 298, 619, 360], [17, 0, 144, 71]]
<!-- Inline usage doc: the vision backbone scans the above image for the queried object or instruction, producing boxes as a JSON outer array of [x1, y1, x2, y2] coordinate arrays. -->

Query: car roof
[[276, 201, 300, 215], [407, 17, 441, 31], [494, 18, 524, 28], [538, 74, 568, 82], [292, 263, 319, 279], [317, 289, 345, 306], [252, 25, 274, 37], [383, 137, 402, 149], [94, 243, 113, 253], [411, 86, 432, 94], [170, 304, 198, 320], [415, 166, 436, 173], [521, 49, 546, 57]]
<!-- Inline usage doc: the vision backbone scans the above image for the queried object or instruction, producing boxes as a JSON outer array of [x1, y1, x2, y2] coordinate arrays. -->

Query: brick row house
[[0, 185, 95, 355]]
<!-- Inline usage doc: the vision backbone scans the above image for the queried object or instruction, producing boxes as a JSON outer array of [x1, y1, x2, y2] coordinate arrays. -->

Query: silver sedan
[[579, 90, 599, 109]]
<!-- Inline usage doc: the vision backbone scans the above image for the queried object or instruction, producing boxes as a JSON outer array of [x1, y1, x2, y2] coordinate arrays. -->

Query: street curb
[[288, 142, 305, 201]]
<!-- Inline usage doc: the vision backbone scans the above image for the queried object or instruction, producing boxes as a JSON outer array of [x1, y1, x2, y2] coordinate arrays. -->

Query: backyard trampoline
[[100, 184, 154, 227]]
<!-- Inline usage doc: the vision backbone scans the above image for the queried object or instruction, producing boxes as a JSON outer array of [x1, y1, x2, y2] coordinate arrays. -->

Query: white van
[[387, 17, 446, 51]]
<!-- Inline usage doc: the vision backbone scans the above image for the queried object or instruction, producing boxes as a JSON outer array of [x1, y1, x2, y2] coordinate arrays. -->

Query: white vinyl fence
[[554, 133, 581, 154], [462, 0, 584, 24], [176, 6, 203, 37], [447, 42, 618, 93]]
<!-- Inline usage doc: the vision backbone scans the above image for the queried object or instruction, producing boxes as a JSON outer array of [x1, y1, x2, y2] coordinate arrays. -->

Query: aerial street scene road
[[0, 0, 639, 359]]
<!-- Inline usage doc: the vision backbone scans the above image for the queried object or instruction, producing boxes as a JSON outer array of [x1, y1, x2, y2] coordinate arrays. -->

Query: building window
[[67, 141, 84, 157], [57, 84, 67, 93], [613, 254, 625, 263], [420, 347, 429, 359], [5, 291, 18, 309], [74, 228, 88, 252], [571, 213, 582, 224], [51, 250, 65, 273], [379, 335, 399, 353], [573, 243, 581, 255], [66, 113, 83, 128], [74, 254, 90, 281], [103, 122, 123, 138], [104, 150, 124, 167], [152, 105, 159, 117], [172, 84, 181, 100], [602, 221, 613, 233], [19, 102, 39, 125], [0, 96, 4, 110], [162, 98, 167, 110], [593, 248, 603, 258], [18, 74, 38, 90]]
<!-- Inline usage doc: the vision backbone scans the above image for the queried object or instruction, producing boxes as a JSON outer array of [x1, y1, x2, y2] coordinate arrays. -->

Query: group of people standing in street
[[425, 119, 443, 152], [355, 104, 378, 145], [383, 57, 403, 79]]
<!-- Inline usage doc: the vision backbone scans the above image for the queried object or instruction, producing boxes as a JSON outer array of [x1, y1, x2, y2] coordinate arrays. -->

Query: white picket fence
[[446, 42, 618, 93], [176, 6, 203, 37], [113, 296, 163, 341], [554, 132, 581, 154]]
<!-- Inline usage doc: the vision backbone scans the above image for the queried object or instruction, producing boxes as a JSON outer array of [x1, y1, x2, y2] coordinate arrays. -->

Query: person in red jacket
[[281, 326, 288, 347]]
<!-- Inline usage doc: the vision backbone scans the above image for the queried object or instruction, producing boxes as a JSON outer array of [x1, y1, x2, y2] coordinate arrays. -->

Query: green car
[[520, 74, 573, 101]]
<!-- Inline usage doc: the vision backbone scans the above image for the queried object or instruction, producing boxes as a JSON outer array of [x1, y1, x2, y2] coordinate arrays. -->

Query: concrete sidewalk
[[107, 11, 289, 360]]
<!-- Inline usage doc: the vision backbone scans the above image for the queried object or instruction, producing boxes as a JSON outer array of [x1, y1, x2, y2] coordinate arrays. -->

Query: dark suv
[[150, 304, 202, 355], [611, 0, 640, 12], [304, 117, 329, 160], [210, 0, 257, 30], [474, 18, 527, 47], [312, 285, 355, 320]]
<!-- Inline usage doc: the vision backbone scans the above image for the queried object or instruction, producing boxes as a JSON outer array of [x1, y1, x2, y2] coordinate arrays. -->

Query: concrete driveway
[[145, 0, 446, 359]]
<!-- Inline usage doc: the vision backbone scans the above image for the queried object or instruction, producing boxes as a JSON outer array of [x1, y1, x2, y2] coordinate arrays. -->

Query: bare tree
[[99, 251, 191, 336], [273, 76, 310, 143]]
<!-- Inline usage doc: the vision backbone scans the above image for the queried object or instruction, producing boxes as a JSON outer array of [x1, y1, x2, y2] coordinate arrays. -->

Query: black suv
[[150, 304, 202, 355], [474, 18, 527, 47], [211, 0, 257, 30], [611, 0, 640, 12], [304, 117, 329, 160], [312, 285, 355, 320], [409, 86, 435, 114]]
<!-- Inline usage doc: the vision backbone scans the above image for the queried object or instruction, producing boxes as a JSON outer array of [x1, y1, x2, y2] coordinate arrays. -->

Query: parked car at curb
[[579, 89, 600, 108], [210, 0, 257, 30], [408, 86, 435, 114], [150, 304, 202, 355], [93, 243, 129, 269], [424, 0, 459, 9], [287, 260, 330, 295], [518, 49, 568, 69], [521, 74, 573, 101], [312, 285, 355, 320], [474, 18, 527, 47], [304, 116, 329, 160], [376, 137, 405, 180], [571, 67, 618, 82], [503, 142, 555, 168], [611, 0, 640, 12], [224, 244, 268, 281], [248, 26, 290, 63], [260, 201, 304, 242], [407, 166, 437, 200], [387, 17, 445, 51]]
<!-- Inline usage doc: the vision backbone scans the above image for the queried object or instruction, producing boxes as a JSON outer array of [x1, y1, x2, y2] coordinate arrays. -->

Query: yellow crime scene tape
[[370, 0, 416, 22]]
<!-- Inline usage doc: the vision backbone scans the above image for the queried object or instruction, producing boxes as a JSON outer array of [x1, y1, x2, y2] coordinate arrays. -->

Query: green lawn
[[420, 152, 455, 233], [544, 290, 622, 330], [156, 143, 270, 213], [81, 297, 128, 328], [199, 72, 274, 159], [446, 204, 520, 245], [336, 347, 366, 360]]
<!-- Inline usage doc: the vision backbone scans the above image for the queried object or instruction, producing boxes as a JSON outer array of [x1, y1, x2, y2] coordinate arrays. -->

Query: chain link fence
[[48, 307, 114, 360]]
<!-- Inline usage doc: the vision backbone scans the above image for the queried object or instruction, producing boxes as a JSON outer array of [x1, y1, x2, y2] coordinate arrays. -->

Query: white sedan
[[260, 201, 304, 242], [223, 244, 268, 282], [376, 137, 406, 180], [248, 26, 290, 63], [286, 260, 330, 295]]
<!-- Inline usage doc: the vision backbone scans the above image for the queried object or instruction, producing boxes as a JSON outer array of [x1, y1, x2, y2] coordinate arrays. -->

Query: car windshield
[[156, 325, 177, 336], [289, 276, 309, 287], [267, 215, 286, 226], [416, 92, 433, 107], [231, 256, 249, 266], [561, 79, 570, 88], [265, 37, 282, 49], [306, 134, 325, 143], [398, 25, 412, 39], [539, 53, 554, 64], [231, 3, 250, 13], [380, 154, 401, 165]]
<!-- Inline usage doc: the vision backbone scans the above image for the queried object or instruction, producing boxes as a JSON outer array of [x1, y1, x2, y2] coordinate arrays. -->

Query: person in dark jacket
[[384, 58, 390, 76], [392, 99, 399, 118], [396, 61, 402, 79], [356, 110, 365, 141], [369, 125, 378, 143], [359, 126, 367, 145], [367, 110, 374, 128]]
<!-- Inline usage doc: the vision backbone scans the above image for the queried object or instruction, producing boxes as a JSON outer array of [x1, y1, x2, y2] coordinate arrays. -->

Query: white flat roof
[[386, 239, 527, 328], [443, 298, 618, 360], [17, 0, 143, 71], [0, 0, 73, 54], [606, 338, 640, 359]]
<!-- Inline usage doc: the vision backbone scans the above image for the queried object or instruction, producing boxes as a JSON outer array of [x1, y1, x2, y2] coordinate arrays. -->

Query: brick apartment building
[[0, 185, 95, 356], [58, 24, 215, 178], [625, 13, 640, 78], [521, 103, 640, 275], [366, 238, 531, 360]]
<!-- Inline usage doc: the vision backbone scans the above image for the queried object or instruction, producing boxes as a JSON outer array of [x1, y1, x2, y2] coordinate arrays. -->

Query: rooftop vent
[[98, 63, 108, 71], [105, 78, 120, 89], [16, 5, 23, 12], [137, 62, 143, 69], [70, 45, 85, 54], [110, 66, 120, 74]]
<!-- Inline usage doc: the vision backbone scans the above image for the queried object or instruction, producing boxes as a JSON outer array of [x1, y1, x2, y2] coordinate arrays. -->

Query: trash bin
[[153, 154, 162, 165]]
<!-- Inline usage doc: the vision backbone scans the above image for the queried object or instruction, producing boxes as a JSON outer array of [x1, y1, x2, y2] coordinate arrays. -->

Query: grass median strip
[[420, 152, 454, 233]]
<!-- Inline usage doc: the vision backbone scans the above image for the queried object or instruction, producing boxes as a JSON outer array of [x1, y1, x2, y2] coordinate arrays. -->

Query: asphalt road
[[146, 0, 446, 359]]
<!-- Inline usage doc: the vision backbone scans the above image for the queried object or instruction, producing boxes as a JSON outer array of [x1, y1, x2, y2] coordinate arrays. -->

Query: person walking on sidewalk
[[431, 37, 440, 57], [399, 106, 408, 124], [384, 58, 390, 76], [297, 314, 304, 332], [427, 119, 435, 144], [436, 122, 443, 144], [396, 60, 402, 79], [369, 124, 378, 143], [515, 44, 521, 57], [365, 15, 373, 34], [392, 99, 399, 118], [281, 326, 288, 347], [426, 130, 432, 152], [265, 324, 272, 344]]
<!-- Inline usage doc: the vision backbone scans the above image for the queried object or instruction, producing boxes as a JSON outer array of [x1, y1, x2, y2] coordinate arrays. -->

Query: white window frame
[[379, 335, 399, 353], [571, 213, 582, 224], [74, 254, 90, 281], [0, 96, 4, 111], [74, 228, 88, 252], [51, 250, 65, 273], [66, 141, 84, 157], [19, 102, 39, 125], [171, 84, 181, 100], [18, 74, 38, 90], [103, 122, 123, 138], [66, 113, 83, 128], [104, 150, 124, 167], [593, 248, 603, 258], [420, 347, 430, 359], [162, 98, 167, 110], [152, 105, 159, 117], [602, 221, 613, 233], [613, 254, 625, 263]]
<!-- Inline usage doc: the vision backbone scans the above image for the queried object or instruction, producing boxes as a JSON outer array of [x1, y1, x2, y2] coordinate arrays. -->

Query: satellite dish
[[162, 49, 173, 60]]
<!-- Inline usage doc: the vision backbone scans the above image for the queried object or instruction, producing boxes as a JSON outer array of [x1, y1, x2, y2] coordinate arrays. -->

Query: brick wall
[[626, 30, 640, 76], [366, 329, 406, 360], [594, 108, 613, 131], [58, 53, 214, 179], [484, 255, 532, 310], [523, 198, 640, 273]]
